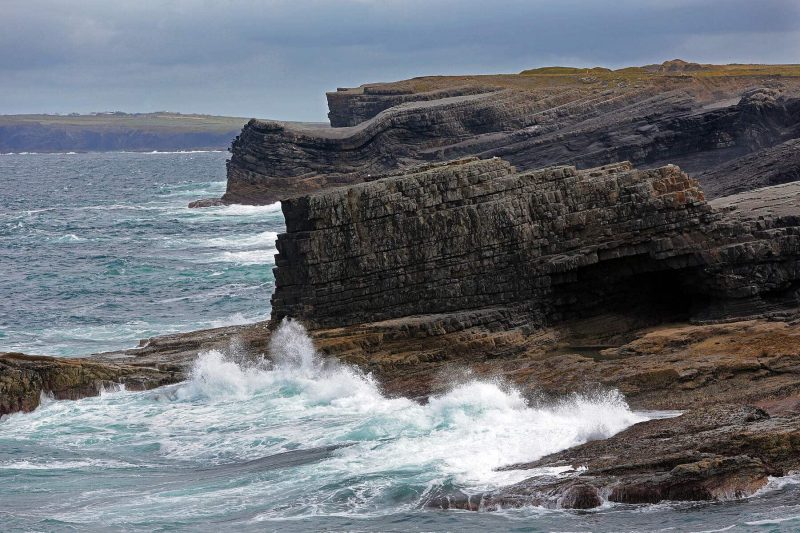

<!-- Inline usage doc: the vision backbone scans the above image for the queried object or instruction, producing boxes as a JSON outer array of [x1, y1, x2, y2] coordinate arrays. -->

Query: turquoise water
[[0, 151, 281, 356], [2, 153, 800, 532]]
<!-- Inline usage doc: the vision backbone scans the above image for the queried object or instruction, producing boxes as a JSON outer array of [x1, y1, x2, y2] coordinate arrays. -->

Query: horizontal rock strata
[[0, 322, 272, 416], [221, 65, 800, 204], [271, 157, 800, 330]]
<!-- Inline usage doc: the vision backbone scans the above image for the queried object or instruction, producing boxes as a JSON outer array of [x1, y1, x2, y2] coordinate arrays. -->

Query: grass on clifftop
[[341, 61, 800, 96]]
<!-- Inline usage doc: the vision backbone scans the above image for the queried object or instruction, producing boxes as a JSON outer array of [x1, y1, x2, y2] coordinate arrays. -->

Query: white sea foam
[[744, 515, 800, 526], [754, 472, 800, 496], [0, 459, 135, 470], [0, 320, 651, 522], [171, 319, 647, 489], [51, 233, 87, 243], [208, 312, 267, 328], [204, 230, 278, 249], [213, 249, 274, 265], [207, 202, 282, 216]]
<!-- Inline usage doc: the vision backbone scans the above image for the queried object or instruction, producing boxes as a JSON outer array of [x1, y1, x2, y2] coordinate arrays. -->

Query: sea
[[1, 151, 800, 532]]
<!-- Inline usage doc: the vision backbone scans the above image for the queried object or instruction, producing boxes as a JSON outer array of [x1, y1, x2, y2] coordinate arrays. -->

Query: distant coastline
[[0, 111, 250, 153]]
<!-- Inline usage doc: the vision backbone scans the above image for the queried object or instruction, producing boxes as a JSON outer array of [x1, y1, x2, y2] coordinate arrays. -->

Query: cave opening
[[549, 254, 709, 344]]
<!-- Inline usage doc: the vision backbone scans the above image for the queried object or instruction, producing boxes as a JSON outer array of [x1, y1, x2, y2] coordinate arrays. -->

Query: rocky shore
[[4, 60, 800, 512], [5, 157, 800, 510]]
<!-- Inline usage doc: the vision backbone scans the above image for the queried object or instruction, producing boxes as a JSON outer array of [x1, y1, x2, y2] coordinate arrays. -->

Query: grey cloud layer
[[2, 0, 798, 120]]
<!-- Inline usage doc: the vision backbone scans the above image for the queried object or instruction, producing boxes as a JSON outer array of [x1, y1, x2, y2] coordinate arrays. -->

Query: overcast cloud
[[1, 0, 798, 121]]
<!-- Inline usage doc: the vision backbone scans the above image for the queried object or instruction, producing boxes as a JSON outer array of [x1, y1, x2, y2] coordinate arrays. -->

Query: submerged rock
[[187, 197, 229, 208]]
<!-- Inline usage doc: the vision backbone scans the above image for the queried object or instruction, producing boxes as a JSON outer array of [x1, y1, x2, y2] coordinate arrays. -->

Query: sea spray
[[0, 319, 649, 524], [173, 319, 647, 490]]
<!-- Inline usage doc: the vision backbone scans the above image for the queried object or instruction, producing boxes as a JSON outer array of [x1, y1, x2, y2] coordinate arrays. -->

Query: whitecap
[[744, 515, 800, 526], [51, 233, 87, 243], [169, 320, 648, 488], [211, 249, 274, 265], [0, 459, 137, 470], [206, 202, 282, 216], [188, 231, 279, 250]]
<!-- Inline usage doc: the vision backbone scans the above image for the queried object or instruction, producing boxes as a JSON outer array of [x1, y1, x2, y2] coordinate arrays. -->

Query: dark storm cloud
[[1, 0, 798, 120]]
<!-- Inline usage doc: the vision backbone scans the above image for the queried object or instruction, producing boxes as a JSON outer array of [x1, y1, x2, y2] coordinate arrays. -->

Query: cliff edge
[[220, 62, 800, 205]]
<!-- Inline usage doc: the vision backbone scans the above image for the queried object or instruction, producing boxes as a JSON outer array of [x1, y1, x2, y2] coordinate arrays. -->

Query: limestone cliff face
[[224, 81, 800, 204], [271, 157, 800, 329]]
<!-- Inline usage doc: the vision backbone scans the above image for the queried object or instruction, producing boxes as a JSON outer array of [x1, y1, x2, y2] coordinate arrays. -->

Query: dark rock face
[[699, 138, 800, 198], [222, 90, 530, 204], [224, 82, 800, 204], [271, 157, 800, 330]]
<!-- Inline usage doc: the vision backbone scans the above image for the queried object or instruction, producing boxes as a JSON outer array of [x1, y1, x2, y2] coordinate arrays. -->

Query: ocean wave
[[744, 515, 800, 526], [157, 180, 227, 197], [0, 320, 654, 522], [0, 458, 137, 470], [172, 320, 647, 489], [195, 231, 279, 250], [212, 249, 275, 265], [50, 233, 88, 243], [208, 312, 269, 328], [204, 202, 282, 216]]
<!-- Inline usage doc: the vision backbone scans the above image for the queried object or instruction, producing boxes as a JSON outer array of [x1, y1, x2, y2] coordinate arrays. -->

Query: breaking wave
[[170, 319, 647, 491]]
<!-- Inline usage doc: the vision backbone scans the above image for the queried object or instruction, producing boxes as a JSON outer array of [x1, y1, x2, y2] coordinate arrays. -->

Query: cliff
[[5, 159, 800, 507], [262, 157, 800, 509], [220, 62, 800, 205], [7, 63, 800, 513], [271, 157, 800, 330]]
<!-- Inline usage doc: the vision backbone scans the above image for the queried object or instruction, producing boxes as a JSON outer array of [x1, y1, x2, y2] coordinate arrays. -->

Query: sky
[[1, 0, 799, 121]]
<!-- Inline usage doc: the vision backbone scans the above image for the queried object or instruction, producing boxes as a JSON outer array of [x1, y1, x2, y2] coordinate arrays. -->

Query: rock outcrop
[[0, 322, 271, 416], [271, 157, 800, 331], [434, 404, 800, 510], [0, 353, 178, 415], [220, 63, 800, 205]]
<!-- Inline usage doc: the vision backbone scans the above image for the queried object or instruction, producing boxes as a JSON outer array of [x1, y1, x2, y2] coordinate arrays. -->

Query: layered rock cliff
[[259, 156, 800, 509], [271, 157, 800, 330], [220, 63, 800, 205]]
